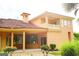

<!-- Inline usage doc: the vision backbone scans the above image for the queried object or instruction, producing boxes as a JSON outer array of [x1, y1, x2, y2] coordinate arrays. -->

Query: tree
[[63, 3, 79, 16]]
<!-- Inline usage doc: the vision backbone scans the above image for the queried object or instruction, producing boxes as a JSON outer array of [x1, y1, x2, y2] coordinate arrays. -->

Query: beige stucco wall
[[31, 18, 42, 26], [47, 27, 73, 48], [30, 16, 73, 48], [47, 31, 65, 48]]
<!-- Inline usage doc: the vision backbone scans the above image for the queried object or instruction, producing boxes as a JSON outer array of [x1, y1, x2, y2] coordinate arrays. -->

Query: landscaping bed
[[0, 52, 8, 56]]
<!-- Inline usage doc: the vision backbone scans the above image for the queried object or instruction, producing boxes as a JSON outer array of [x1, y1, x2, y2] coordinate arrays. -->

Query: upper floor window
[[48, 19, 58, 25], [48, 20, 56, 24], [60, 19, 72, 27]]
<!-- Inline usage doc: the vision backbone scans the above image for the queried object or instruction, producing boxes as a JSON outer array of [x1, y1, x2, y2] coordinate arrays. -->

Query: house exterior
[[30, 11, 74, 48], [0, 11, 74, 51]]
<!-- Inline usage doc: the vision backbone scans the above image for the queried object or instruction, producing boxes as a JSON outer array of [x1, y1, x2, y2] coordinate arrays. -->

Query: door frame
[[41, 37, 47, 46]]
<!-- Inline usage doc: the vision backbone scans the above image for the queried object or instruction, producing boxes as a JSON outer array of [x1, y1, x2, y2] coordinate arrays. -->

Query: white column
[[45, 16, 48, 24], [0, 35, 1, 49], [60, 19, 64, 27], [11, 32, 14, 48], [23, 32, 26, 51]]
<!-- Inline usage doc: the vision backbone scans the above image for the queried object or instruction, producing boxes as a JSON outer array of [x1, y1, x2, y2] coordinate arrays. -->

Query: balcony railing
[[40, 23, 61, 30]]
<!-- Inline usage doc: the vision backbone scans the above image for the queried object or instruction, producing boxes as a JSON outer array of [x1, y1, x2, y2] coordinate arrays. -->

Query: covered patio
[[0, 28, 47, 51], [0, 19, 47, 51]]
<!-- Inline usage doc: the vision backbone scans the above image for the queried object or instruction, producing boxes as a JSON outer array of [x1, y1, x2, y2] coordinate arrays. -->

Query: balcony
[[40, 23, 61, 30]]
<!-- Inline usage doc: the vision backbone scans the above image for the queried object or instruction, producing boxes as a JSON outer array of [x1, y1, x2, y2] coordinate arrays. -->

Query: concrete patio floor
[[12, 49, 53, 56]]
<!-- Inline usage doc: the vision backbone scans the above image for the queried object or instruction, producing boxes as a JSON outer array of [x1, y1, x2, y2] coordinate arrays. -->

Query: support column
[[2, 32, 6, 49], [45, 16, 48, 24], [23, 32, 25, 51], [0, 34, 1, 49], [11, 32, 14, 48]]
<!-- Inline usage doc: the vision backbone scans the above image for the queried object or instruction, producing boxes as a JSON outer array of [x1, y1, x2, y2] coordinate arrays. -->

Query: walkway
[[12, 49, 53, 56]]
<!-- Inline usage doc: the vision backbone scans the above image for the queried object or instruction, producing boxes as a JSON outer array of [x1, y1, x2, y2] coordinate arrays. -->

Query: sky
[[0, 0, 79, 32]]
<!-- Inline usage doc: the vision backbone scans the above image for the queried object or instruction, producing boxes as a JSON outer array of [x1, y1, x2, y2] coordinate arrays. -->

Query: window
[[14, 34, 23, 44], [26, 34, 38, 44], [17, 36, 23, 44], [41, 37, 47, 45]]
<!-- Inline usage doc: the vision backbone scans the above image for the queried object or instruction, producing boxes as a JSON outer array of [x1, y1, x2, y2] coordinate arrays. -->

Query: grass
[[49, 51, 61, 56]]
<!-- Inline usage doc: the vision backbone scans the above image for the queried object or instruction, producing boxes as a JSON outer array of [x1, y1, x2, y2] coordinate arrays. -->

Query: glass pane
[[26, 34, 37, 44]]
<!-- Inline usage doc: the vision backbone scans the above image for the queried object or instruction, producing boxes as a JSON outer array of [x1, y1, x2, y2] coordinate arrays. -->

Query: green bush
[[0, 53, 8, 56], [61, 40, 79, 56], [74, 32, 79, 40], [50, 44, 56, 50], [41, 45, 49, 51], [61, 44, 76, 56], [73, 40, 79, 55], [4, 47, 17, 53], [41, 45, 49, 56]]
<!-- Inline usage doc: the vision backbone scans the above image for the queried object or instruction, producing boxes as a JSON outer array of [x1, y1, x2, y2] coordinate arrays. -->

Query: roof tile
[[0, 19, 42, 29]]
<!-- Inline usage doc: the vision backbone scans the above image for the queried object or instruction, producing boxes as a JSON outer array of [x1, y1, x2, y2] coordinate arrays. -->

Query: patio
[[11, 49, 53, 56]]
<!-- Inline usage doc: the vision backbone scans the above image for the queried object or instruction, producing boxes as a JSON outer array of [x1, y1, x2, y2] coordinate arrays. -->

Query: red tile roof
[[0, 18, 43, 29]]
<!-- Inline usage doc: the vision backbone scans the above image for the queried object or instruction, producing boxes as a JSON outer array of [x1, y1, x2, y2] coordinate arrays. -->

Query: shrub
[[0, 52, 8, 56], [41, 45, 49, 56], [50, 44, 56, 50], [4, 47, 17, 53], [73, 40, 79, 55], [61, 44, 76, 56], [41, 45, 49, 51], [61, 40, 79, 56], [74, 32, 79, 40]]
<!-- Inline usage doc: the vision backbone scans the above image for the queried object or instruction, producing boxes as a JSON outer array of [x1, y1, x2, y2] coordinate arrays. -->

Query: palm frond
[[63, 3, 78, 12], [74, 8, 79, 16]]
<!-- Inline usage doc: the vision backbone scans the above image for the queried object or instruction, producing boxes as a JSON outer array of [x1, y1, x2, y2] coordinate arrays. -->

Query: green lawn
[[49, 51, 61, 56]]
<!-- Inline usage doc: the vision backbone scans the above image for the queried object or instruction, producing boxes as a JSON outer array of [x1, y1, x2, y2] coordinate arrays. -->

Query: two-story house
[[0, 11, 74, 51], [30, 11, 74, 48]]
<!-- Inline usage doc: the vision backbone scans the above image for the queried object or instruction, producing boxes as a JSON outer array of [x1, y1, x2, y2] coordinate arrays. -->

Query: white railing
[[41, 23, 61, 29], [48, 24, 61, 29]]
